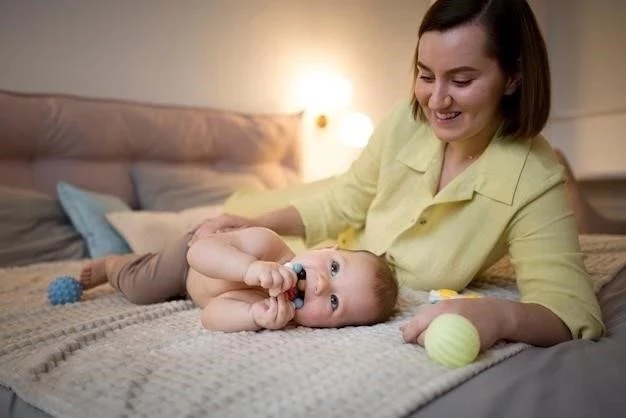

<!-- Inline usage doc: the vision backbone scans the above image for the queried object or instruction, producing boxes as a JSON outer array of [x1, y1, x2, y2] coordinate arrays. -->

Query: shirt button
[[418, 218, 427, 225]]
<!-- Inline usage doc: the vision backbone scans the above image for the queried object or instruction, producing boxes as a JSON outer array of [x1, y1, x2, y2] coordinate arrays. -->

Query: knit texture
[[1, 235, 624, 418]]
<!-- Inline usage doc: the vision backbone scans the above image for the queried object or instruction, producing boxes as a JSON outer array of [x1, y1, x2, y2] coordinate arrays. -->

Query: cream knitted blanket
[[1, 235, 624, 418]]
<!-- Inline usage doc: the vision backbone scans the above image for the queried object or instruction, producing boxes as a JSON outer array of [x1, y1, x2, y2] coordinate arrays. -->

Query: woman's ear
[[504, 73, 522, 96]]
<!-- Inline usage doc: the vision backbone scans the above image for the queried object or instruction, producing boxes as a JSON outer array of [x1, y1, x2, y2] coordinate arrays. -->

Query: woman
[[192, 0, 604, 350]]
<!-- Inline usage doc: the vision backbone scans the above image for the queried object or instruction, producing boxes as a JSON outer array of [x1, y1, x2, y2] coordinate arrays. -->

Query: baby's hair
[[353, 250, 399, 325]]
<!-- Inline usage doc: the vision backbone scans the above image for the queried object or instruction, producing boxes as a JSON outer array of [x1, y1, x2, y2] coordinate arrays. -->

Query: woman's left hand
[[400, 298, 512, 351]]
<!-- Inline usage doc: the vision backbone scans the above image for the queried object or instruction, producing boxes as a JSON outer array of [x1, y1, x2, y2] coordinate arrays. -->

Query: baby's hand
[[250, 294, 295, 330], [244, 261, 296, 297]]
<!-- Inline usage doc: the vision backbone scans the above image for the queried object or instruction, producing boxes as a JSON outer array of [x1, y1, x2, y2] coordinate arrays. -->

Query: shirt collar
[[396, 123, 443, 172], [474, 133, 532, 205], [396, 123, 532, 205]]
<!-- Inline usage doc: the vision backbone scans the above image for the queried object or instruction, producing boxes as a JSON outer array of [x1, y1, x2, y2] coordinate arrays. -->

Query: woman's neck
[[443, 140, 487, 165], [443, 120, 500, 164]]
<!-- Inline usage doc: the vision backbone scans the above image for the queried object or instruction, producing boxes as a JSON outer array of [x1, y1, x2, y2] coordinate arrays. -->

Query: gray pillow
[[0, 186, 87, 267], [132, 163, 267, 211]]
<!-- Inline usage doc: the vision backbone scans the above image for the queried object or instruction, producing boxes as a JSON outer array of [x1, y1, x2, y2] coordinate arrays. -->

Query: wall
[[542, 0, 626, 179], [0, 0, 428, 181], [1, 0, 624, 180]]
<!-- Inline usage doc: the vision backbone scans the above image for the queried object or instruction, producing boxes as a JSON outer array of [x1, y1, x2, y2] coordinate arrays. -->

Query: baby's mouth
[[284, 262, 307, 309]]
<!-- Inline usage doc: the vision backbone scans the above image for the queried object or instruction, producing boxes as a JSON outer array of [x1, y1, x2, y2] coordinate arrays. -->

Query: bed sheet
[[1, 236, 625, 418], [2, 267, 625, 418]]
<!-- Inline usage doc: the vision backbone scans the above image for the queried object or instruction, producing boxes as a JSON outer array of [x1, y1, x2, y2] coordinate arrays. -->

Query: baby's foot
[[79, 258, 109, 290]]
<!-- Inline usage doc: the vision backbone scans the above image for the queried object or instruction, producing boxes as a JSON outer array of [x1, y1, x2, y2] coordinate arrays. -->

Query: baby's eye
[[330, 294, 339, 311], [330, 260, 340, 277]]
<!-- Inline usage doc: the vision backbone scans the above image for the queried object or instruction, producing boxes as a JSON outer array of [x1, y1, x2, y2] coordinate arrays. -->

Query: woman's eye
[[330, 294, 339, 311], [330, 260, 340, 277], [418, 75, 434, 82], [453, 79, 472, 86]]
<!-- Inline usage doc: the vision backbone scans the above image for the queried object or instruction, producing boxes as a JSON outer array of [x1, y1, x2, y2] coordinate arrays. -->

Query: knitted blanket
[[1, 235, 624, 418]]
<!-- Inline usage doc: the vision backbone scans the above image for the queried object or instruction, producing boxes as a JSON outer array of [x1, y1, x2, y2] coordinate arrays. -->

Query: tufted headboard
[[0, 90, 303, 209]]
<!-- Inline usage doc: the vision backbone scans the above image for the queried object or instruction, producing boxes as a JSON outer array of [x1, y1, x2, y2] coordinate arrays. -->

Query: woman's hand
[[400, 298, 512, 351], [189, 213, 256, 245]]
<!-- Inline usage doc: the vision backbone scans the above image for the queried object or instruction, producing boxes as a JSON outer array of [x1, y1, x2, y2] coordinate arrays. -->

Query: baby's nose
[[315, 275, 329, 294]]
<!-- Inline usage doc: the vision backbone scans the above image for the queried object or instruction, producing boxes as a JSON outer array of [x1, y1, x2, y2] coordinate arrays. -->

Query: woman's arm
[[403, 181, 603, 349], [401, 298, 570, 349], [256, 205, 306, 237], [190, 206, 306, 244], [504, 181, 604, 340]]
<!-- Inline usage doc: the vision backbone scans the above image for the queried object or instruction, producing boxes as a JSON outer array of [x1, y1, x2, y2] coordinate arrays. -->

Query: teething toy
[[424, 313, 480, 368], [428, 288, 483, 304], [284, 262, 306, 309], [48, 275, 83, 305]]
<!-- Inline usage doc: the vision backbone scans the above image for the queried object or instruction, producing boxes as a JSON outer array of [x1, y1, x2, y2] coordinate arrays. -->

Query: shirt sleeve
[[291, 101, 407, 247], [505, 178, 605, 339]]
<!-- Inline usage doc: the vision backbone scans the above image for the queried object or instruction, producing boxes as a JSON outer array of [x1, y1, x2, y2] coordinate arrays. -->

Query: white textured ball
[[424, 314, 480, 368]]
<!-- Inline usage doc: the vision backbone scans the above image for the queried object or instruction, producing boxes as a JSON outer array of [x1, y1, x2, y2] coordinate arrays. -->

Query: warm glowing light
[[337, 112, 373, 148], [296, 71, 352, 114]]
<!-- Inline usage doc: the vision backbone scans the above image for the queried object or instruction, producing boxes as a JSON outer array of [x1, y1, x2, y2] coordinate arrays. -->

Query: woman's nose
[[428, 82, 451, 110]]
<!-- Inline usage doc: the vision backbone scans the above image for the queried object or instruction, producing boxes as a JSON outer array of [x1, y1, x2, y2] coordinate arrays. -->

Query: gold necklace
[[444, 144, 483, 161]]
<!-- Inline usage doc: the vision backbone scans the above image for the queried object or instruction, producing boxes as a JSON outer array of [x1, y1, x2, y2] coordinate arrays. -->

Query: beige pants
[[106, 233, 191, 305]]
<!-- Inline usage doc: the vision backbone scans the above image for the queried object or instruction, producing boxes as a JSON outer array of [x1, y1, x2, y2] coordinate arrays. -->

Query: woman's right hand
[[189, 213, 256, 245]]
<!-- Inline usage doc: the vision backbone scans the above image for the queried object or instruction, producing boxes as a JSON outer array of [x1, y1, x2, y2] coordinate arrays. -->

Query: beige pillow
[[106, 204, 223, 253], [132, 163, 266, 211]]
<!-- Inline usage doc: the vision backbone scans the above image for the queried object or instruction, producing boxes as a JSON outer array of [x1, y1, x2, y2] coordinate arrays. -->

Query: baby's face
[[291, 248, 380, 328]]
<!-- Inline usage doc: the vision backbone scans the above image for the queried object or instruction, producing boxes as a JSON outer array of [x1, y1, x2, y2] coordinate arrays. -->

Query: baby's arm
[[201, 290, 294, 332], [186, 227, 296, 294]]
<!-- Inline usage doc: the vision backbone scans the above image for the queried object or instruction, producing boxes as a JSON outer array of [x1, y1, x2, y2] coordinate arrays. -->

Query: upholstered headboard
[[0, 90, 303, 208]]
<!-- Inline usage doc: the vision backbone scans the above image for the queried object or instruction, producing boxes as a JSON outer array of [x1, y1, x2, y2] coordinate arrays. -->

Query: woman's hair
[[410, 0, 550, 139], [358, 251, 399, 324]]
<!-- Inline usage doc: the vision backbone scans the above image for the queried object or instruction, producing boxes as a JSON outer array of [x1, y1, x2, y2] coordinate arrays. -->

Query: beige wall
[[0, 0, 428, 180], [542, 0, 626, 179], [1, 0, 624, 180]]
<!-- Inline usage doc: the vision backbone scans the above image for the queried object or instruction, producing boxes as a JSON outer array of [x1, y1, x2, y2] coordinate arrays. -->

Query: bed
[[1, 90, 625, 418]]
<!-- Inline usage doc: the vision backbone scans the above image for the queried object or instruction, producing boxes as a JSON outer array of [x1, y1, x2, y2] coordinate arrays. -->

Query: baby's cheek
[[295, 303, 327, 325]]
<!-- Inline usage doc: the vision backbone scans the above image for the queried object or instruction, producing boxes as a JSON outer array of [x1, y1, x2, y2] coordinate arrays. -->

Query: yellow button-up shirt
[[292, 100, 604, 339]]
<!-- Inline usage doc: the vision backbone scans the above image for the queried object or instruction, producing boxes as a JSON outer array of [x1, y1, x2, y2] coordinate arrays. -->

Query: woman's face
[[414, 23, 512, 145]]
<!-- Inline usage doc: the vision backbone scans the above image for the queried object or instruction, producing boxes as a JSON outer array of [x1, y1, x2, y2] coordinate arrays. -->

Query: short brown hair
[[410, 0, 550, 139], [356, 250, 399, 324]]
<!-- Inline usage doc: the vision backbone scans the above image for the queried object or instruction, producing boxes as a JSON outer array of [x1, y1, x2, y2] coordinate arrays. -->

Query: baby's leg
[[80, 233, 191, 305], [79, 255, 137, 290]]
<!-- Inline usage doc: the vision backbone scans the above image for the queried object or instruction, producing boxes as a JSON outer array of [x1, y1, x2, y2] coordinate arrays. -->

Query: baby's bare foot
[[79, 259, 109, 290]]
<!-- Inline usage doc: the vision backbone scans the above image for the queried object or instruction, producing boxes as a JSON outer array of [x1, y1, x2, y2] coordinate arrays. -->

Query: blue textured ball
[[48, 276, 83, 305]]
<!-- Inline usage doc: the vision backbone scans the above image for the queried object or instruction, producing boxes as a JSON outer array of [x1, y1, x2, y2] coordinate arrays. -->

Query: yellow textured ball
[[424, 314, 480, 368]]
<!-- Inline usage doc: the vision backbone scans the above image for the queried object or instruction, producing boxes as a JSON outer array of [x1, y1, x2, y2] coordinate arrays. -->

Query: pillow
[[57, 182, 132, 258], [106, 204, 223, 254], [0, 186, 87, 267], [132, 163, 267, 211]]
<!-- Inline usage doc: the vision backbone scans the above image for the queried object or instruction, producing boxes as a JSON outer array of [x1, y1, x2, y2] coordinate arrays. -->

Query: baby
[[80, 227, 398, 331]]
